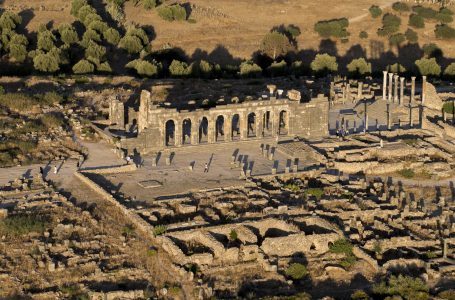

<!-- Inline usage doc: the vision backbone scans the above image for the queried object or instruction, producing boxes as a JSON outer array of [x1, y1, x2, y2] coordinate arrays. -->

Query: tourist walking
[[53, 165, 58, 174], [204, 163, 209, 173]]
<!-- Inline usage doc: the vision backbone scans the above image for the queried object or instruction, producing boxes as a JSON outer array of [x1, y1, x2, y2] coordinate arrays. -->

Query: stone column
[[364, 100, 368, 133], [409, 106, 413, 128], [271, 111, 278, 137], [174, 121, 182, 146], [207, 118, 216, 144], [346, 83, 351, 102], [358, 82, 363, 100], [191, 119, 199, 145], [421, 76, 427, 104], [256, 111, 264, 138], [411, 76, 416, 104], [388, 73, 394, 102], [399, 77, 405, 106], [383, 71, 388, 100], [240, 113, 248, 140], [225, 116, 232, 142], [387, 103, 392, 130], [394, 74, 399, 103]]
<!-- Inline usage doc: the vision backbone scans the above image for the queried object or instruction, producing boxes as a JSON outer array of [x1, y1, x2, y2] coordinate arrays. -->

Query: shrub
[[153, 224, 167, 236], [118, 35, 143, 54], [415, 57, 441, 76], [146, 249, 157, 256], [157, 4, 187, 21], [284, 182, 300, 192], [41, 112, 65, 129], [229, 229, 238, 241], [372, 275, 429, 300], [437, 12, 453, 24], [239, 61, 262, 78], [409, 13, 425, 28], [359, 31, 368, 39], [393, 2, 410, 13], [310, 53, 338, 75], [435, 24, 455, 39], [0, 213, 49, 237], [285, 263, 308, 280], [351, 290, 369, 300], [329, 239, 354, 255], [405, 28, 418, 43], [267, 60, 288, 77], [443, 101, 454, 114], [103, 28, 121, 45], [305, 187, 324, 199], [438, 289, 455, 300], [40, 92, 63, 105], [347, 58, 372, 76], [122, 224, 136, 238], [369, 5, 382, 18], [314, 18, 350, 38], [126, 59, 159, 77], [440, 7, 454, 16], [0, 93, 37, 111], [143, 0, 157, 10], [413, 5, 438, 19], [398, 168, 415, 178]]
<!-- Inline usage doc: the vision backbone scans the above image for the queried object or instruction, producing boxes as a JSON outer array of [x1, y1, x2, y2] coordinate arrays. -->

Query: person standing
[[53, 165, 58, 174], [204, 163, 209, 173]]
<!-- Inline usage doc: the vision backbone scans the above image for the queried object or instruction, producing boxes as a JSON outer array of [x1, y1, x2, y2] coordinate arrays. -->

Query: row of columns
[[382, 71, 426, 105], [164, 110, 288, 147]]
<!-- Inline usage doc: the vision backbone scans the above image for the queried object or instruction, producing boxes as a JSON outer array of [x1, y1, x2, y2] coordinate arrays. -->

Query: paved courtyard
[[97, 139, 313, 201]]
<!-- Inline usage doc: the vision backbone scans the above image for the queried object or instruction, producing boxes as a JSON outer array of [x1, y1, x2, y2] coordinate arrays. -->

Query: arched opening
[[279, 110, 288, 135], [199, 117, 208, 143], [310, 243, 316, 251], [182, 118, 192, 145], [216, 115, 225, 142], [232, 114, 240, 141], [247, 112, 256, 137], [263, 111, 272, 136], [165, 120, 175, 146]]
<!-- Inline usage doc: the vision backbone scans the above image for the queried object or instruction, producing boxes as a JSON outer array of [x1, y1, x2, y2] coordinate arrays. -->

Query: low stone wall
[[81, 164, 136, 174], [261, 233, 340, 256]]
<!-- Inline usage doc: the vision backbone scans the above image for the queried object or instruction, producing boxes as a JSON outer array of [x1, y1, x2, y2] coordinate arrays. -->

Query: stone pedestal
[[388, 73, 394, 102], [383, 71, 388, 100]]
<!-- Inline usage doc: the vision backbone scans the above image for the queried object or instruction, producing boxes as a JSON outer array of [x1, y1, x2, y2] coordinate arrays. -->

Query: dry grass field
[[1, 0, 455, 67]]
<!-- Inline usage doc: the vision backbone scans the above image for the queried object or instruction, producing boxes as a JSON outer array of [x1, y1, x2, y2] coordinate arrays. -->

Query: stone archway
[[216, 115, 225, 142], [247, 112, 256, 137], [199, 117, 209, 143], [279, 110, 288, 135], [165, 120, 175, 146], [182, 118, 192, 145], [232, 114, 240, 141]]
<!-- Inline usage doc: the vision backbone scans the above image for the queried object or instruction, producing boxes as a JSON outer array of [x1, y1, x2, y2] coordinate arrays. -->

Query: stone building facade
[[111, 87, 329, 152]]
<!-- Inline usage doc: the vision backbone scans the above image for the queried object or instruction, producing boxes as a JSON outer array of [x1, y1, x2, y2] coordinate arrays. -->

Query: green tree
[[85, 41, 106, 62], [0, 11, 22, 31], [435, 24, 455, 39], [372, 275, 429, 300], [59, 24, 78, 45], [143, 0, 157, 10], [81, 29, 101, 47], [389, 33, 406, 47], [437, 12, 453, 24], [33, 52, 60, 73], [310, 53, 338, 75], [369, 5, 382, 18], [387, 63, 407, 74], [103, 28, 120, 45], [118, 35, 143, 54], [77, 5, 98, 23], [409, 13, 425, 28], [126, 59, 159, 77], [97, 61, 112, 73], [405, 28, 418, 43], [415, 57, 441, 76], [444, 62, 455, 78], [261, 31, 292, 60], [423, 43, 442, 58], [378, 13, 402, 36], [239, 61, 262, 78], [347, 58, 372, 76], [351, 290, 369, 300], [8, 34, 28, 62], [37, 29, 56, 51], [169, 60, 191, 77], [72, 59, 95, 74], [88, 20, 109, 33], [71, 0, 88, 17]]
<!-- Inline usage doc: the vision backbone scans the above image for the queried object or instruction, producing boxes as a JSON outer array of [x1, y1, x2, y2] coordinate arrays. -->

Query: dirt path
[[349, 0, 397, 23]]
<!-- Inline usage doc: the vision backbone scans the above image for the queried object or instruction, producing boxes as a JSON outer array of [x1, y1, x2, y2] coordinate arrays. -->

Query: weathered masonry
[[110, 86, 329, 152]]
